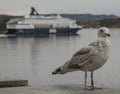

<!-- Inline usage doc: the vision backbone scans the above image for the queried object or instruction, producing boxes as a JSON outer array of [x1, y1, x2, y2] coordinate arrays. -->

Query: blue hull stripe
[[6, 28, 80, 35]]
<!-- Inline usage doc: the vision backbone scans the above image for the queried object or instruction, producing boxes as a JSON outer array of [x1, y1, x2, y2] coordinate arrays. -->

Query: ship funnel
[[30, 7, 39, 15]]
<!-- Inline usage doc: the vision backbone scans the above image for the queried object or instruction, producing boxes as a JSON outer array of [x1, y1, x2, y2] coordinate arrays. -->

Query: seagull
[[52, 27, 111, 90]]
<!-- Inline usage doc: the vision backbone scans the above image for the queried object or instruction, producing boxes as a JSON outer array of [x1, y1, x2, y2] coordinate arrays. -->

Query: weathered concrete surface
[[0, 85, 120, 94], [0, 78, 28, 88]]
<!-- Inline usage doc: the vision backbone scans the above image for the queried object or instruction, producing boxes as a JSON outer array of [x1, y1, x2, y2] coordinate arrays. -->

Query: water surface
[[0, 28, 120, 89]]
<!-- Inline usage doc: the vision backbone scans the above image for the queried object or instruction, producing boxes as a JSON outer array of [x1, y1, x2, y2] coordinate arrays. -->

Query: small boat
[[6, 7, 82, 36]]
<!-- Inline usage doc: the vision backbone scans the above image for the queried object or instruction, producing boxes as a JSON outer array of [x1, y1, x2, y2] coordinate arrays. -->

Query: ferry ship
[[6, 7, 82, 36]]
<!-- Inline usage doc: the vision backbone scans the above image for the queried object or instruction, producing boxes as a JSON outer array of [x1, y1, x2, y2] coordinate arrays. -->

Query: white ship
[[6, 7, 82, 36]]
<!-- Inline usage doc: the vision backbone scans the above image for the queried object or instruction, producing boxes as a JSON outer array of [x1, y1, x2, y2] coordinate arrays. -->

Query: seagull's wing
[[89, 41, 98, 47], [73, 41, 98, 57], [73, 46, 92, 56], [64, 45, 95, 69]]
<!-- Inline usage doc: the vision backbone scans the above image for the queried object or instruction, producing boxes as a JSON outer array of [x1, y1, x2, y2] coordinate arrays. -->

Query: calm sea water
[[0, 28, 120, 89]]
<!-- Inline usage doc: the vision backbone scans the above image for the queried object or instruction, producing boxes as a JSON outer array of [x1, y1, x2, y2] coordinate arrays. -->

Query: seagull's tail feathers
[[52, 66, 62, 75], [52, 60, 76, 75]]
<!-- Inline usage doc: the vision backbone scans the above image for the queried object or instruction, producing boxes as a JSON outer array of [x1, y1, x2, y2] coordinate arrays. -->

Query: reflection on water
[[0, 29, 120, 89]]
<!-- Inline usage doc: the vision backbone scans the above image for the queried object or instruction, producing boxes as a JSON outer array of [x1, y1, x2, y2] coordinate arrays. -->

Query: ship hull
[[6, 28, 80, 36]]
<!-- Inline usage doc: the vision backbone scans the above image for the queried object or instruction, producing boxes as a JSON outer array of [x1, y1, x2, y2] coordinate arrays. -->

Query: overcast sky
[[0, 0, 120, 16]]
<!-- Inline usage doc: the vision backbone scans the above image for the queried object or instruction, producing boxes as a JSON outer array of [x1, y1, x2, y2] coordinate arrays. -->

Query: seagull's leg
[[91, 71, 94, 89], [84, 71, 92, 90], [85, 71, 87, 87], [91, 71, 102, 90], [84, 71, 94, 90]]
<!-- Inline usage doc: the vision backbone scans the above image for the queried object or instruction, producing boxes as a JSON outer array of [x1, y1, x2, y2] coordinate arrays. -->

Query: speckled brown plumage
[[52, 27, 111, 90]]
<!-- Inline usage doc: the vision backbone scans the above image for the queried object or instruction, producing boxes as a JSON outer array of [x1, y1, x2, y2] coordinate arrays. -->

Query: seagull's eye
[[100, 29, 104, 32]]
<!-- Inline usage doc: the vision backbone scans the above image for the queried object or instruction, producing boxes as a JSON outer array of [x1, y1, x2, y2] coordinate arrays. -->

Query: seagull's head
[[98, 27, 110, 38]]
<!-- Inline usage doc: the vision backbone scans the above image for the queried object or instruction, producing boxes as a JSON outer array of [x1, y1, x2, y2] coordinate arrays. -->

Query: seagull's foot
[[94, 87, 102, 90], [84, 86, 102, 90], [84, 86, 94, 90]]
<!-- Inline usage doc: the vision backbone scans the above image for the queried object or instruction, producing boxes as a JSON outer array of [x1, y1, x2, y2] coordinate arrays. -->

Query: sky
[[0, 0, 120, 16]]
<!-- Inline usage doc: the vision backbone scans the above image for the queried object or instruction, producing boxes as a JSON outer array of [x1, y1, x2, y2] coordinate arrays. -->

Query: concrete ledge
[[0, 78, 28, 88], [0, 85, 120, 94]]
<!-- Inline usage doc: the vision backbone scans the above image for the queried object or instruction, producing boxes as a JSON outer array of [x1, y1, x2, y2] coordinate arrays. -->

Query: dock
[[0, 78, 28, 88]]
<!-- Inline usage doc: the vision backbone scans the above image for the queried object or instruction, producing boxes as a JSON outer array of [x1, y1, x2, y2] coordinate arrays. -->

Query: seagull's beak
[[107, 33, 111, 37]]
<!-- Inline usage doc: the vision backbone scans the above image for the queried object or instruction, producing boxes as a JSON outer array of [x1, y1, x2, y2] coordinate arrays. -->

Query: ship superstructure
[[6, 7, 82, 36]]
